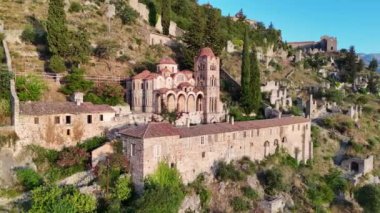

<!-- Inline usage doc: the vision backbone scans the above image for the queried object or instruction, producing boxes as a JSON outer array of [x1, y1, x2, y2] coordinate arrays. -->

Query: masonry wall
[[17, 112, 115, 150], [123, 121, 312, 188]]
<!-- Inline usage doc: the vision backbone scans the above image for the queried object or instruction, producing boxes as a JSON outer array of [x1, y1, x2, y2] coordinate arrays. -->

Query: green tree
[[30, 185, 96, 213], [240, 28, 253, 115], [49, 55, 66, 73], [203, 6, 225, 55], [250, 47, 261, 113], [135, 162, 185, 213], [368, 58, 379, 93], [262, 169, 284, 195], [94, 40, 120, 59], [161, 0, 171, 35], [368, 58, 378, 72], [85, 83, 125, 106], [46, 0, 69, 57], [114, 175, 132, 201], [67, 30, 91, 65], [16, 74, 47, 101], [148, 1, 158, 26], [354, 184, 380, 213], [0, 69, 13, 99], [60, 68, 93, 95], [181, 7, 206, 69]]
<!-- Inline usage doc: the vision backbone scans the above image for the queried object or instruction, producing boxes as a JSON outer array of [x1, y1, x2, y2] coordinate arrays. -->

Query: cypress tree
[[148, 1, 157, 27], [250, 47, 261, 113], [46, 0, 69, 58], [240, 28, 253, 115], [161, 0, 171, 35]]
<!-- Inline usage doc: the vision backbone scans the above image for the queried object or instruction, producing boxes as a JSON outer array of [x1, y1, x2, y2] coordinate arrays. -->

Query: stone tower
[[194, 48, 223, 123]]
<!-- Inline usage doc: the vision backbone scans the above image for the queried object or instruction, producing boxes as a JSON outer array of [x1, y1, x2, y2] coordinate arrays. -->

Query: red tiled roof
[[20, 102, 115, 116], [120, 117, 309, 139], [178, 82, 192, 89], [160, 68, 171, 73], [199, 47, 215, 57], [120, 122, 180, 139], [132, 70, 151, 80], [145, 73, 159, 80], [159, 57, 176, 65]]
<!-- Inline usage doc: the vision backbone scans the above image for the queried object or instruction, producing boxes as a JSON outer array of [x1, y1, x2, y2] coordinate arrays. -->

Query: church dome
[[159, 57, 177, 64]]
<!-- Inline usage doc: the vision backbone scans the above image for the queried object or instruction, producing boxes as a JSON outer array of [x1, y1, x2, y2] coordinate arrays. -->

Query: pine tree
[[250, 47, 261, 113], [368, 58, 378, 72], [368, 58, 379, 93], [240, 28, 253, 115], [46, 0, 69, 57], [161, 0, 171, 35]]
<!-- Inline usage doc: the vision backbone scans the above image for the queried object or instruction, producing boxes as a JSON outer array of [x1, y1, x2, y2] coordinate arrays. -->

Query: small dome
[[199, 47, 215, 57], [159, 57, 177, 64]]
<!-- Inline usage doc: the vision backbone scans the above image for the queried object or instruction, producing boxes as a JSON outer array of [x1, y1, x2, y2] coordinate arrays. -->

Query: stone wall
[[148, 32, 176, 46], [17, 112, 116, 150], [123, 120, 312, 189]]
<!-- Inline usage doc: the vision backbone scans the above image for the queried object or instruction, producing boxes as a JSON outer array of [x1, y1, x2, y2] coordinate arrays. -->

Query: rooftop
[[199, 47, 215, 57], [120, 117, 309, 139], [20, 101, 115, 116], [159, 57, 177, 65]]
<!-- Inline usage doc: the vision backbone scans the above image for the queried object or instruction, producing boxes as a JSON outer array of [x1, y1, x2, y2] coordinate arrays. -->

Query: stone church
[[126, 48, 226, 124]]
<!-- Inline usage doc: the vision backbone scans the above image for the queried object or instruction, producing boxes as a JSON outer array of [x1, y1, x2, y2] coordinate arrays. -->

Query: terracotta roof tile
[[159, 57, 177, 65], [120, 117, 309, 139], [120, 122, 180, 139], [20, 102, 115, 116], [199, 47, 215, 57], [178, 82, 193, 89], [132, 70, 151, 80]]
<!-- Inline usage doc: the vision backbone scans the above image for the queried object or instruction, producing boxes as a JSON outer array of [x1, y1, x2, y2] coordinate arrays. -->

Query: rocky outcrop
[[178, 193, 201, 213]]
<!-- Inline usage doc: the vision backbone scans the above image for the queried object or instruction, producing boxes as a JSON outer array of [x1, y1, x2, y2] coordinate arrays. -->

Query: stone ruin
[[258, 196, 286, 213], [341, 156, 374, 185], [347, 105, 362, 122], [261, 81, 292, 110]]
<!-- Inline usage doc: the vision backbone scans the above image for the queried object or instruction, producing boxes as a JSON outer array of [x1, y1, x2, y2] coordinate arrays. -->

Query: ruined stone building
[[261, 81, 292, 110], [16, 93, 116, 149], [126, 48, 226, 125], [120, 117, 312, 191], [288, 36, 338, 53]]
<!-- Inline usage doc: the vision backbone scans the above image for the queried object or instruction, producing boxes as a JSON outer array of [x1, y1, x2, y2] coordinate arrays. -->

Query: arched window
[[282, 137, 287, 143]]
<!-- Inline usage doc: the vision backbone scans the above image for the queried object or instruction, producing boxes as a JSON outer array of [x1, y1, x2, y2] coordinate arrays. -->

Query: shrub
[[21, 24, 37, 44], [354, 184, 380, 213], [135, 162, 185, 213], [116, 54, 130, 63], [289, 106, 302, 116], [112, 0, 138, 25], [16, 74, 47, 101], [324, 169, 347, 194], [56, 147, 89, 168], [85, 83, 125, 106], [237, 157, 256, 175], [78, 136, 107, 152], [49, 55, 66, 73], [241, 186, 258, 200], [94, 40, 120, 59], [189, 174, 211, 208], [30, 185, 96, 213], [261, 169, 284, 195], [68, 2, 82, 13], [61, 68, 93, 95], [230, 196, 250, 212], [16, 168, 43, 191], [215, 161, 246, 181], [114, 175, 132, 201]]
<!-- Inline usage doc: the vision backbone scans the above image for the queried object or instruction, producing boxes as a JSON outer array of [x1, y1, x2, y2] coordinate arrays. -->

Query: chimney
[[186, 118, 190, 127], [230, 116, 235, 125], [71, 92, 84, 106], [226, 115, 230, 123]]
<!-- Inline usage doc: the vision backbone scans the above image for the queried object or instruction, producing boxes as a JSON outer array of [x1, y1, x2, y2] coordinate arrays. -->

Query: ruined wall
[[124, 120, 312, 187], [17, 112, 115, 150], [148, 33, 176, 46]]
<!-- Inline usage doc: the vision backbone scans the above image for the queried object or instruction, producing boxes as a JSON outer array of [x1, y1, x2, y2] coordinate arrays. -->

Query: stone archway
[[187, 95, 196, 113], [167, 94, 176, 112], [196, 95, 203, 111], [177, 94, 186, 113], [264, 141, 270, 157]]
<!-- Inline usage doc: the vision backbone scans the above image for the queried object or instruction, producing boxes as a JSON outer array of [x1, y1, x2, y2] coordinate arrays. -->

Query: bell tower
[[194, 48, 223, 123]]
